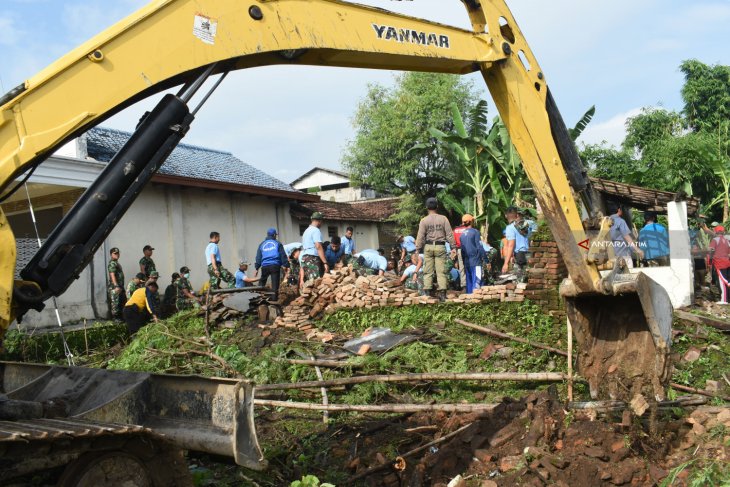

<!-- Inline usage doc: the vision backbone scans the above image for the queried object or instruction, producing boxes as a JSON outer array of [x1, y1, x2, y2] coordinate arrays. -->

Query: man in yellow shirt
[[123, 280, 161, 334]]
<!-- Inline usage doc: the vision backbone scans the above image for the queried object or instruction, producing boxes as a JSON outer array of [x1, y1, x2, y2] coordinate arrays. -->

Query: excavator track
[[0, 418, 192, 486]]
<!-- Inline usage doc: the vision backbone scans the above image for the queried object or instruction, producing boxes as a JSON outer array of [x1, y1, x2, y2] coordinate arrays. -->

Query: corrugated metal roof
[[85, 127, 300, 195]]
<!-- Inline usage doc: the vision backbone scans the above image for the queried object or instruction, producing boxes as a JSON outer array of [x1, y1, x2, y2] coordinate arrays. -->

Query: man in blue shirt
[[301, 212, 329, 283], [255, 228, 289, 301], [325, 235, 345, 268], [502, 207, 532, 281], [341, 226, 355, 263], [398, 235, 417, 268], [608, 204, 643, 269], [355, 249, 394, 276], [399, 253, 424, 292], [459, 214, 486, 294], [638, 211, 669, 266], [206, 231, 235, 289], [235, 261, 259, 288]]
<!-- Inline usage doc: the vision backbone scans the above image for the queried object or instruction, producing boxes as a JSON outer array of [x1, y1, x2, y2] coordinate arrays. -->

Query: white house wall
[[18, 186, 296, 328], [292, 171, 349, 190]]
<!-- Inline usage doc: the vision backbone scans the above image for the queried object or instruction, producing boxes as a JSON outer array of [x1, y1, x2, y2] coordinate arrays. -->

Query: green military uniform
[[139, 256, 156, 278], [107, 260, 125, 318], [126, 280, 141, 299], [207, 264, 235, 289], [404, 271, 424, 292], [175, 276, 198, 311], [300, 255, 322, 283], [288, 257, 301, 285]]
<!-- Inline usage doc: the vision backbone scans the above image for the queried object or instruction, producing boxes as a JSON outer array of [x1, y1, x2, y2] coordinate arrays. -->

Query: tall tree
[[680, 60, 730, 133], [342, 72, 477, 199]]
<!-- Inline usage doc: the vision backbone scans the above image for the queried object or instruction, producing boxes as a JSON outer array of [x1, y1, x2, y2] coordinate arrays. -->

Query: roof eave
[[151, 174, 320, 202]]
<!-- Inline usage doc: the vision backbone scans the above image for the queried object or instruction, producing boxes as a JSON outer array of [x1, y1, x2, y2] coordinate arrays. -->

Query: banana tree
[[427, 101, 526, 241]]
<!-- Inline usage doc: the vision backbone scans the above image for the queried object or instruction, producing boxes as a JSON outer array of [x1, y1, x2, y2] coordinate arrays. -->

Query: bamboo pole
[[256, 372, 569, 391], [274, 358, 362, 368], [349, 422, 474, 482], [567, 315, 573, 402], [310, 354, 329, 424], [455, 319, 568, 357], [670, 382, 730, 402], [254, 399, 499, 413]]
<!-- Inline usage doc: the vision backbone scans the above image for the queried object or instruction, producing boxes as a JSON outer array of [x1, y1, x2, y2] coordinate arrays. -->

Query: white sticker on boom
[[193, 14, 217, 45]]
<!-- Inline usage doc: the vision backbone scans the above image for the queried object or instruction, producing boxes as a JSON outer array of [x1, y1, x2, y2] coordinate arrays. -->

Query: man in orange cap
[[710, 225, 730, 304], [459, 213, 485, 294]]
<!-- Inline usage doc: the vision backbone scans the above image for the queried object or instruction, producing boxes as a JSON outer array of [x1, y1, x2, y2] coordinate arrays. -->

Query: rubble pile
[[273, 266, 527, 332]]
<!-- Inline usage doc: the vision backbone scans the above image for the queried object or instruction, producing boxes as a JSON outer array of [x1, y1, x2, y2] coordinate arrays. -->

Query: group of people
[[690, 216, 730, 304], [107, 199, 539, 332], [107, 245, 201, 333]]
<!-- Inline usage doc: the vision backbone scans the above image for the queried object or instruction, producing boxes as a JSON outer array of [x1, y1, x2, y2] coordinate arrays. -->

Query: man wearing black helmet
[[415, 197, 456, 302]]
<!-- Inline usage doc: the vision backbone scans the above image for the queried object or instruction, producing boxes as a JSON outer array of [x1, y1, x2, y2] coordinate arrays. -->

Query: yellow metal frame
[[0, 0, 600, 334]]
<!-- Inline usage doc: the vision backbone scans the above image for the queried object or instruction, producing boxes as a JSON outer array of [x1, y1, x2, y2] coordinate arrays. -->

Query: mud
[[341, 389, 729, 486]]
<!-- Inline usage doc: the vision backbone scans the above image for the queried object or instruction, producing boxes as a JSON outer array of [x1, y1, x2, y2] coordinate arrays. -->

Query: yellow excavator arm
[[0, 0, 670, 402]]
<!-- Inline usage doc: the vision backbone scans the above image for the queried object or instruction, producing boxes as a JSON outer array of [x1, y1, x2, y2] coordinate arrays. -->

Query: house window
[[299, 224, 308, 236], [327, 226, 338, 239]]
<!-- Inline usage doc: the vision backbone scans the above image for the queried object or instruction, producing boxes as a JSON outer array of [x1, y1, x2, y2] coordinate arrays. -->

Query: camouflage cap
[[149, 271, 159, 278], [311, 211, 324, 220], [110, 247, 120, 254]]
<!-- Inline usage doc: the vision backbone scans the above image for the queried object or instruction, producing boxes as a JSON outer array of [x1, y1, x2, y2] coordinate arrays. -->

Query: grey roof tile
[[85, 127, 299, 194]]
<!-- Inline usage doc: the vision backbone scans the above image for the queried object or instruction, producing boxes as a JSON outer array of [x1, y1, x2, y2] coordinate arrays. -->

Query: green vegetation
[[583, 59, 730, 222], [343, 72, 477, 199]]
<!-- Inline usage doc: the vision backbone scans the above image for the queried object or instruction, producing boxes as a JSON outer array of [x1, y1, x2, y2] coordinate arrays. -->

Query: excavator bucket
[[1, 362, 266, 470], [562, 272, 673, 402]]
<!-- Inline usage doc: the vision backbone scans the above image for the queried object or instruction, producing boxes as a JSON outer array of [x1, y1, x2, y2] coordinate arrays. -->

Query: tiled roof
[[291, 201, 378, 222], [85, 127, 301, 196], [590, 177, 700, 215], [291, 197, 401, 222], [350, 197, 401, 220]]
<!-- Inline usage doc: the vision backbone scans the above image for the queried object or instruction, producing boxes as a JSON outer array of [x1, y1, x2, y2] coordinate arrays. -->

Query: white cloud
[[0, 15, 20, 46], [579, 107, 642, 148]]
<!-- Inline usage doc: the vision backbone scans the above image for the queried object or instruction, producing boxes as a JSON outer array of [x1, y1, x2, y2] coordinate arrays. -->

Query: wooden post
[[567, 315, 573, 403]]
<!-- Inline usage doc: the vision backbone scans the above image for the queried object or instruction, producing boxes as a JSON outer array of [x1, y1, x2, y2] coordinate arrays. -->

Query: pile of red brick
[[524, 239, 569, 321]]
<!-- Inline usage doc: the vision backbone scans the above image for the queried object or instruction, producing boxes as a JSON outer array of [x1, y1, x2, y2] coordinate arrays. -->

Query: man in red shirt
[[452, 219, 468, 288], [710, 225, 730, 304]]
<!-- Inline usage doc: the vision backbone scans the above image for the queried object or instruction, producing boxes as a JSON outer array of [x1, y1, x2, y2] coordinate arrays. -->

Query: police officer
[[415, 197, 456, 302], [107, 247, 126, 319]]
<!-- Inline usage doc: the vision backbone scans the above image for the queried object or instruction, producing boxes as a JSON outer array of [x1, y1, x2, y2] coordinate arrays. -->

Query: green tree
[[680, 59, 730, 132], [342, 72, 477, 198]]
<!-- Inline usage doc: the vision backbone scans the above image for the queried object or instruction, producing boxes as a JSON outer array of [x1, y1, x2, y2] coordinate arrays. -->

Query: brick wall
[[524, 235, 569, 322]]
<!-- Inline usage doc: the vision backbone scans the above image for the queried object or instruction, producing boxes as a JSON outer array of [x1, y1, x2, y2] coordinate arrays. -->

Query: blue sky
[[2, 0, 729, 183]]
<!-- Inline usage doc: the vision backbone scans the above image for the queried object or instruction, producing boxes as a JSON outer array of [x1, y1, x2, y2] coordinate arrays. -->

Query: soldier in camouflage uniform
[[300, 212, 328, 284], [283, 243, 303, 287], [139, 245, 156, 278], [175, 266, 200, 311], [126, 272, 146, 298], [107, 247, 126, 319], [400, 253, 424, 292], [147, 271, 162, 313], [206, 232, 236, 289]]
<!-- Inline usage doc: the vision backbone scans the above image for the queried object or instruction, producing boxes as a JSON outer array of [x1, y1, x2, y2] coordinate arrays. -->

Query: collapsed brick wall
[[274, 266, 527, 333], [524, 236, 569, 322]]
